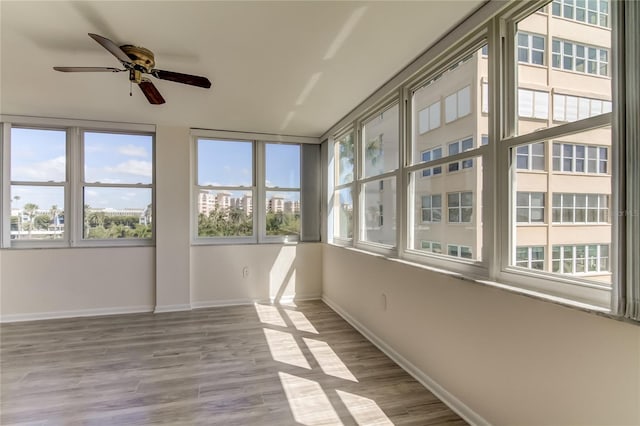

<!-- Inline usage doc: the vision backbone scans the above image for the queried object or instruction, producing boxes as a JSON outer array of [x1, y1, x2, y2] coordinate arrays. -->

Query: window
[[421, 195, 442, 223], [448, 192, 473, 223], [552, 143, 608, 173], [421, 241, 443, 253], [552, 193, 609, 223], [553, 94, 612, 122], [552, 244, 610, 274], [516, 192, 545, 223], [517, 32, 545, 65], [447, 244, 473, 259], [518, 89, 549, 119], [481, 82, 489, 114], [552, 39, 609, 76], [361, 103, 399, 247], [83, 132, 153, 240], [334, 132, 354, 241], [265, 143, 301, 239], [421, 147, 443, 177], [552, 0, 609, 27], [447, 137, 474, 172], [516, 246, 545, 270], [418, 102, 441, 134], [516, 142, 545, 170], [445, 86, 471, 123], [4, 122, 154, 247]]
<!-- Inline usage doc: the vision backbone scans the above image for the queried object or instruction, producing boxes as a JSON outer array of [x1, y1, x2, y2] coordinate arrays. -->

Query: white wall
[[322, 244, 640, 426], [0, 247, 155, 320], [191, 243, 322, 306]]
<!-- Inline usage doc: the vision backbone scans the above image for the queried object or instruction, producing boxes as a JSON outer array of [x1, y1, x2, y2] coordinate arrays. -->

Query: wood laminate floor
[[1, 301, 466, 425]]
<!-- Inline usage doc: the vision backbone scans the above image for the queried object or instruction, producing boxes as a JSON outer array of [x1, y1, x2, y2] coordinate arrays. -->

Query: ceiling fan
[[53, 33, 211, 105]]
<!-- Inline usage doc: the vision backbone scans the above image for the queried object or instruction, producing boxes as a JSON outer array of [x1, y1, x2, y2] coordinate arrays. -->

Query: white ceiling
[[1, 1, 484, 137]]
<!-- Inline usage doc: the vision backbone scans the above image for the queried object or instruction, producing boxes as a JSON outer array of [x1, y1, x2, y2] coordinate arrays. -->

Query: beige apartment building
[[364, 2, 612, 284]]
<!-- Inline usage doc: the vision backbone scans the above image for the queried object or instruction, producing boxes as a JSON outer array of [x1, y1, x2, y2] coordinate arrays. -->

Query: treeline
[[198, 209, 300, 236]]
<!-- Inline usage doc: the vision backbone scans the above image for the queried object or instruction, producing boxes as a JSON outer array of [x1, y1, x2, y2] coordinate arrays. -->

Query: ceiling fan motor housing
[[120, 45, 155, 71]]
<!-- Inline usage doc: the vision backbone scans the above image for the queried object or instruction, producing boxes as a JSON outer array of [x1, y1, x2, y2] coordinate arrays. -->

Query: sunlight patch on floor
[[336, 389, 393, 426], [284, 309, 318, 334], [255, 303, 287, 327], [263, 328, 310, 369], [303, 337, 358, 382], [279, 372, 343, 426]]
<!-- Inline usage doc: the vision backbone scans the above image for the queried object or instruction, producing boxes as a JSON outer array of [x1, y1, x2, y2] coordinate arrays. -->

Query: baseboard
[[0, 305, 154, 323], [153, 304, 192, 313], [270, 294, 322, 304], [192, 294, 322, 310], [322, 295, 489, 426]]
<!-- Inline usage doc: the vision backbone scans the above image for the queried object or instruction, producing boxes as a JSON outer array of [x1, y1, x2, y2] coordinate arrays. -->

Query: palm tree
[[23, 203, 39, 238]]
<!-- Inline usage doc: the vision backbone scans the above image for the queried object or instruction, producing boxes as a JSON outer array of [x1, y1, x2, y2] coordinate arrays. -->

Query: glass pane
[[336, 132, 354, 185], [266, 191, 300, 238], [410, 156, 482, 261], [512, 127, 612, 285], [362, 177, 396, 246], [197, 139, 253, 187], [266, 144, 300, 188], [516, 8, 611, 136], [11, 128, 66, 182], [84, 187, 152, 239], [334, 188, 353, 239], [197, 190, 253, 237], [85, 132, 153, 185], [363, 104, 399, 178], [411, 45, 487, 166], [10, 185, 65, 240]]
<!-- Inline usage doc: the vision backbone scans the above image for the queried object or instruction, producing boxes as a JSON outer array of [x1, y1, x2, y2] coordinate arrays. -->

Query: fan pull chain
[[130, 81, 133, 97]]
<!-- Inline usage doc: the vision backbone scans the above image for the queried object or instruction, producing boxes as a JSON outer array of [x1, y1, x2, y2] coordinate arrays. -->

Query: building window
[[334, 132, 354, 241], [421, 194, 442, 223], [448, 192, 473, 223], [481, 82, 489, 114], [421, 240, 443, 253], [552, 193, 609, 223], [516, 142, 545, 170], [445, 86, 471, 123], [421, 147, 443, 177], [265, 143, 301, 238], [552, 39, 609, 76], [418, 102, 441, 134], [552, 0, 609, 28], [517, 32, 545, 65], [518, 88, 549, 119], [447, 244, 473, 259], [552, 244, 610, 274], [515, 246, 545, 270], [447, 137, 474, 172], [552, 143, 608, 173], [516, 192, 545, 223], [553, 94, 612, 122]]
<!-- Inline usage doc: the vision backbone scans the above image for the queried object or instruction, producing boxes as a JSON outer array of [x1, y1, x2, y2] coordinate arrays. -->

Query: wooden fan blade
[[54, 67, 123, 72], [139, 80, 166, 105], [151, 69, 211, 88], [88, 33, 131, 64]]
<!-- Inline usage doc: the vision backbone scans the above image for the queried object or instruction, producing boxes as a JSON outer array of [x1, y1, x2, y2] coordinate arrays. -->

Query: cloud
[[117, 144, 148, 158], [12, 156, 66, 181], [104, 160, 152, 178]]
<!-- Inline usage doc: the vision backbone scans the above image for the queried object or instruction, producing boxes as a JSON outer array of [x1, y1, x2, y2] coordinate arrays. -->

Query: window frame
[[331, 128, 356, 246], [1, 117, 156, 249], [517, 31, 546, 65]]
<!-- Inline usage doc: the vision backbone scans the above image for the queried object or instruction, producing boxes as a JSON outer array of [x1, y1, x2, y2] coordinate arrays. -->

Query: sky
[[10, 129, 301, 212]]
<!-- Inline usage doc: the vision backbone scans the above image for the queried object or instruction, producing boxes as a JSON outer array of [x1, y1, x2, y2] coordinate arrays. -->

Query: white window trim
[[517, 31, 546, 65], [552, 38, 610, 77], [515, 246, 545, 270], [515, 191, 546, 224], [1, 116, 155, 249]]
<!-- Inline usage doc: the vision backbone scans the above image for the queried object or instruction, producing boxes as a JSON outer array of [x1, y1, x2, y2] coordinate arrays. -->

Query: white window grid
[[447, 244, 473, 259], [551, 0, 609, 28], [552, 142, 608, 173], [332, 130, 356, 244], [516, 192, 545, 223], [517, 32, 546, 65], [421, 194, 442, 223], [420, 147, 443, 177], [445, 86, 472, 123], [515, 246, 545, 270], [447, 137, 475, 173], [552, 38, 609, 77], [421, 240, 443, 253], [552, 193, 609, 223], [418, 102, 441, 134], [552, 244, 610, 274], [552, 94, 612, 122]]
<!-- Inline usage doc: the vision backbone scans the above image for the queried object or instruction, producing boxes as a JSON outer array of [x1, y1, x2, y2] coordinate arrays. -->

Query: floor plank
[[1, 301, 466, 425]]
